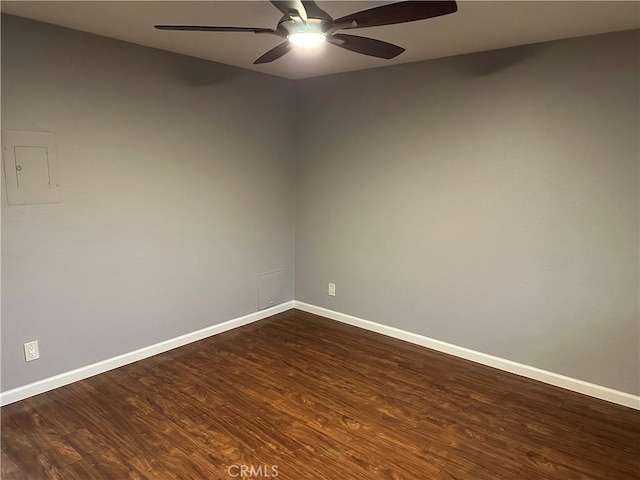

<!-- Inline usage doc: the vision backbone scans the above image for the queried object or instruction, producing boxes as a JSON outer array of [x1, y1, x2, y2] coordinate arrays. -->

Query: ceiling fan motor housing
[[279, 17, 332, 36]]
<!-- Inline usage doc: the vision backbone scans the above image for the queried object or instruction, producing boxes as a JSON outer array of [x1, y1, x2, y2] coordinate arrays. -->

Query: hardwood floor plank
[[1, 411, 66, 480], [437, 456, 518, 480], [4, 408, 82, 469], [2, 309, 638, 479], [126, 454, 181, 480], [0, 450, 23, 480]]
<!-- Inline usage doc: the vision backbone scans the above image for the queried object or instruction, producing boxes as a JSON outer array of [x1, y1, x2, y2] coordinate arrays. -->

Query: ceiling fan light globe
[[288, 32, 326, 48]]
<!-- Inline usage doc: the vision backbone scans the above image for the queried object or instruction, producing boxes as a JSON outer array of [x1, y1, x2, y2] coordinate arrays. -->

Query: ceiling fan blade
[[270, 1, 308, 22], [154, 25, 282, 36], [254, 41, 294, 64], [301, 1, 333, 21], [327, 34, 405, 59], [334, 1, 457, 29]]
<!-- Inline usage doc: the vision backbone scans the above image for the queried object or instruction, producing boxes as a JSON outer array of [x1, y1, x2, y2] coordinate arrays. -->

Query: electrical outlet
[[328, 282, 336, 297], [24, 341, 39, 362]]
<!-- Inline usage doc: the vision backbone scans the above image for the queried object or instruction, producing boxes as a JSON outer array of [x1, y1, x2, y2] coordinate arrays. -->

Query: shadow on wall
[[171, 55, 240, 86], [449, 43, 549, 77]]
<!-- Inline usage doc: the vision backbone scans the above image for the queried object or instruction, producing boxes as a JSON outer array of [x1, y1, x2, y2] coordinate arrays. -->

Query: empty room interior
[[1, 1, 639, 479]]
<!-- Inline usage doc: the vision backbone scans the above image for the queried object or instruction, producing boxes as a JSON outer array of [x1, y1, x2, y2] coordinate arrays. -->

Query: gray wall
[[1, 15, 296, 391], [295, 30, 640, 395], [3, 15, 638, 397]]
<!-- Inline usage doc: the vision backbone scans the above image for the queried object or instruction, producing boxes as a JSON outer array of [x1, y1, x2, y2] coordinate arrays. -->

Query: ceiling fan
[[155, 1, 458, 64]]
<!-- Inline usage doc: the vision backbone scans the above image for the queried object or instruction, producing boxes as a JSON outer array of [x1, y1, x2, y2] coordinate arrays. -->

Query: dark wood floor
[[1, 309, 638, 479]]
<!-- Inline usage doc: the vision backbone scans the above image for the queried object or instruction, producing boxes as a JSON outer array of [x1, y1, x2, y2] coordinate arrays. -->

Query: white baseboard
[[294, 301, 640, 410], [4, 300, 638, 410], [0, 301, 295, 406]]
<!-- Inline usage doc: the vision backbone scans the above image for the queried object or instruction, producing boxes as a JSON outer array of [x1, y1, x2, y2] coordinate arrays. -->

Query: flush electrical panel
[[2, 130, 60, 205], [257, 269, 285, 310]]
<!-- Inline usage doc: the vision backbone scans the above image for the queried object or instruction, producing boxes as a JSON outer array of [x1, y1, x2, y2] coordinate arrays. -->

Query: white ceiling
[[2, 1, 638, 79]]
